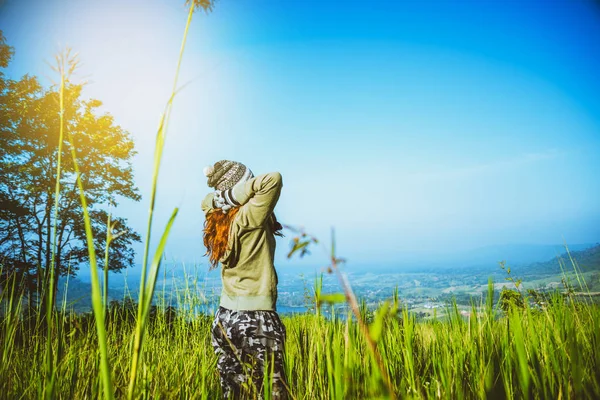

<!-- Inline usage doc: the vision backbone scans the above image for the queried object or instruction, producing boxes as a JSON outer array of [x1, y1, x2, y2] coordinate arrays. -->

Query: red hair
[[203, 207, 240, 270], [203, 208, 284, 270]]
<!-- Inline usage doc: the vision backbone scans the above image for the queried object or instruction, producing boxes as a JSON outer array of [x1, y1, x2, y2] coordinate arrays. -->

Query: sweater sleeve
[[201, 192, 215, 214], [232, 172, 282, 228]]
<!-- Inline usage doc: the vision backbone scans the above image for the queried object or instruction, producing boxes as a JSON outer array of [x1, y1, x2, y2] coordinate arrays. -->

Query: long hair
[[203, 207, 240, 271], [203, 208, 283, 270]]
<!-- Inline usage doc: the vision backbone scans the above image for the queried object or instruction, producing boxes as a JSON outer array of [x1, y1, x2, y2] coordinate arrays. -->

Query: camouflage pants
[[211, 306, 288, 400]]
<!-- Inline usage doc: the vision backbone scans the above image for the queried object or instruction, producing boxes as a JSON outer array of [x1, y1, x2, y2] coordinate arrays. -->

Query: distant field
[[54, 258, 600, 317]]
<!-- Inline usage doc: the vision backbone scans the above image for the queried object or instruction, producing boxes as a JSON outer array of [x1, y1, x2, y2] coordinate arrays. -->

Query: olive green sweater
[[201, 172, 283, 311]]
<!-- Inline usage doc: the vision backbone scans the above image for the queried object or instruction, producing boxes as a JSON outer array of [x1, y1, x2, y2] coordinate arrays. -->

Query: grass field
[[1, 281, 600, 399]]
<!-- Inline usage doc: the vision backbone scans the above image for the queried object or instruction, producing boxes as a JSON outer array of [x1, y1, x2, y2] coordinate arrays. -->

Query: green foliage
[[0, 30, 14, 69], [369, 301, 397, 343], [0, 31, 141, 301], [500, 260, 523, 289], [284, 225, 319, 259], [317, 293, 346, 306], [498, 260, 527, 312], [499, 288, 525, 311]]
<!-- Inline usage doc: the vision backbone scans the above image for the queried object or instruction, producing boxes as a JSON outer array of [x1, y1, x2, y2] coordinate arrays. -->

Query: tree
[[0, 30, 141, 304]]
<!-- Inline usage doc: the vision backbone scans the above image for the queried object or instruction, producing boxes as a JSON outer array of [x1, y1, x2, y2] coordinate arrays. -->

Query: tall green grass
[[2, 274, 599, 398], [126, 2, 193, 397]]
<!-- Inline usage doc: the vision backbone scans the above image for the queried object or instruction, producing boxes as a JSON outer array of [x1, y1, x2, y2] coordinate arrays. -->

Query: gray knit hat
[[203, 160, 249, 191]]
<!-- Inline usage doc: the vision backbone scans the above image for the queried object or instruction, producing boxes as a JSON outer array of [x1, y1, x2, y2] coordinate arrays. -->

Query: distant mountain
[[352, 243, 598, 273], [522, 244, 600, 275], [56, 277, 125, 313], [445, 243, 595, 269]]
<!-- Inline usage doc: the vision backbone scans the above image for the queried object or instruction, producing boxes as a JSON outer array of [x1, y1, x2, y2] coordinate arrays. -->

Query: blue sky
[[1, 0, 599, 268]]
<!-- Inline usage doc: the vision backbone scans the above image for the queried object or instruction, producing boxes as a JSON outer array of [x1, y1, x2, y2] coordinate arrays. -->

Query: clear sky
[[1, 0, 599, 268]]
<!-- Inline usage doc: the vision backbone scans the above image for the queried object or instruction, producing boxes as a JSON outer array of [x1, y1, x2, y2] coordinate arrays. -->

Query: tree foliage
[[0, 30, 140, 298]]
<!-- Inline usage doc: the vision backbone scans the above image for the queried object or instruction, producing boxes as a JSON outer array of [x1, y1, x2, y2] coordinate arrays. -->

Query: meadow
[[1, 280, 599, 399]]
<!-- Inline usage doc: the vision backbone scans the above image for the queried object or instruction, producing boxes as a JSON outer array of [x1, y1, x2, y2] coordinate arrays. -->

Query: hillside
[[523, 244, 600, 275], [56, 277, 125, 313]]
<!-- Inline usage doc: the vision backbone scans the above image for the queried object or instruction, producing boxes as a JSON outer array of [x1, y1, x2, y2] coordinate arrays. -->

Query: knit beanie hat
[[203, 160, 250, 191]]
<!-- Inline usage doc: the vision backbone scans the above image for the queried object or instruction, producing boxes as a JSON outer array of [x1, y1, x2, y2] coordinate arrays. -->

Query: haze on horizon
[[1, 0, 599, 269]]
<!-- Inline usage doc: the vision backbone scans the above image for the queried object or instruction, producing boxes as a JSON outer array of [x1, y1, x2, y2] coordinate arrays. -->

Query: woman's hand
[[213, 168, 254, 213], [213, 190, 235, 213]]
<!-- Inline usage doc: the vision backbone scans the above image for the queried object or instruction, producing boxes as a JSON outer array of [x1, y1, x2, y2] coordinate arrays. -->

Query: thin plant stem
[[126, 4, 194, 398], [66, 99, 115, 400], [329, 250, 396, 399], [103, 212, 111, 312], [43, 50, 68, 400]]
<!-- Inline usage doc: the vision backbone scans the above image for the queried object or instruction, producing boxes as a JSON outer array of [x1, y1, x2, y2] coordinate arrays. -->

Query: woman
[[201, 160, 288, 400]]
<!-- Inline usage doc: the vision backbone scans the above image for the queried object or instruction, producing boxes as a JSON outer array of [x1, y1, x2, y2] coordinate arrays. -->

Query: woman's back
[[202, 172, 283, 311]]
